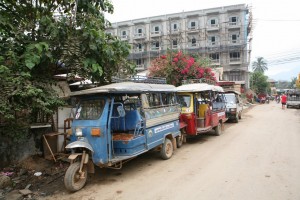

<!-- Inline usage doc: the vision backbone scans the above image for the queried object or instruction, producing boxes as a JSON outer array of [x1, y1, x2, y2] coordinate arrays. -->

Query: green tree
[[250, 71, 269, 94], [252, 57, 268, 73], [148, 51, 216, 86], [0, 0, 132, 139]]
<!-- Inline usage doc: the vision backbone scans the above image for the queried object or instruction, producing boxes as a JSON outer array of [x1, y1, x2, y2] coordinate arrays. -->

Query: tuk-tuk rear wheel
[[64, 162, 87, 192], [235, 114, 239, 123], [160, 138, 173, 160], [176, 131, 184, 148]]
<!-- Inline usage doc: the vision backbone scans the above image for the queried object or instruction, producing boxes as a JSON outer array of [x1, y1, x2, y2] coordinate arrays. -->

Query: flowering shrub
[[148, 51, 216, 86]]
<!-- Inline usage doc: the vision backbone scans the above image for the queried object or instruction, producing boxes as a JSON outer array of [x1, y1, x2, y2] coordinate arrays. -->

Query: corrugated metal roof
[[176, 83, 224, 92], [71, 82, 176, 96]]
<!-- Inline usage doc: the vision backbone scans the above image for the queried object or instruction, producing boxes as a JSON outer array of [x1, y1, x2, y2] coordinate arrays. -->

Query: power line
[[257, 18, 300, 22]]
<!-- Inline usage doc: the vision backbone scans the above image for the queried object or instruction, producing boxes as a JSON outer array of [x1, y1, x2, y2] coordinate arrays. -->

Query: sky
[[105, 0, 300, 81]]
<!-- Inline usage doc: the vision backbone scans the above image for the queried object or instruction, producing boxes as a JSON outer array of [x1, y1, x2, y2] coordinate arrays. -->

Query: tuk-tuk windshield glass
[[178, 95, 191, 107], [76, 99, 105, 120], [225, 94, 236, 103]]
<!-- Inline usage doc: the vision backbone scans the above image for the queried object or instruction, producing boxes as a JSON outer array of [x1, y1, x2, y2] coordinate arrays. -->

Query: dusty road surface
[[44, 103, 300, 200]]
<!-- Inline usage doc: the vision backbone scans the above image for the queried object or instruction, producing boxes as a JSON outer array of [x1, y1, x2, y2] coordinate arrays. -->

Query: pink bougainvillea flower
[[148, 51, 215, 86], [205, 67, 212, 73]]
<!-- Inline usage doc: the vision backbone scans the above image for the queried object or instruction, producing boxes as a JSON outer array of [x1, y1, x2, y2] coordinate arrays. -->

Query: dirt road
[[45, 102, 300, 200]]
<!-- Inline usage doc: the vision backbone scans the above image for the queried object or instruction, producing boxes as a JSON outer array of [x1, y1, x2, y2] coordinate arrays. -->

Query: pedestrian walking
[[281, 93, 287, 109]]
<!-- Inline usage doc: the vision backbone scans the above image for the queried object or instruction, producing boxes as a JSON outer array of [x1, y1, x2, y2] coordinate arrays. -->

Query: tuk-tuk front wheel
[[64, 162, 87, 192], [160, 138, 173, 160], [214, 122, 222, 136]]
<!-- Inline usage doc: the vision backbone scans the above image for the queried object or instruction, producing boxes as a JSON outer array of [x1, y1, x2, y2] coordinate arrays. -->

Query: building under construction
[[106, 4, 253, 88]]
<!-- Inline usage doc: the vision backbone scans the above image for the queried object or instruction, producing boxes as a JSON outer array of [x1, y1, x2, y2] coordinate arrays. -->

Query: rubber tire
[[160, 138, 173, 160], [214, 122, 222, 136], [176, 131, 184, 148], [235, 114, 239, 123], [64, 162, 87, 192]]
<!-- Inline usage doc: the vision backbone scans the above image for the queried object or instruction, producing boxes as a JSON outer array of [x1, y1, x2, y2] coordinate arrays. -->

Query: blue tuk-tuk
[[64, 80, 184, 191]]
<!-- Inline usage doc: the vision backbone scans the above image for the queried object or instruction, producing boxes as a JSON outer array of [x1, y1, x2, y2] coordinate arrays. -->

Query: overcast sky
[[106, 0, 300, 81]]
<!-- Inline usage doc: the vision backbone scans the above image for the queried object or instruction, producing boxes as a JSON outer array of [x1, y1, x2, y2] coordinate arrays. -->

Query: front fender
[[65, 140, 94, 153]]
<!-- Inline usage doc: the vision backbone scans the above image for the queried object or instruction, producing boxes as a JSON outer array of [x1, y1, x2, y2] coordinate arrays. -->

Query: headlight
[[230, 108, 237, 112], [75, 128, 83, 137]]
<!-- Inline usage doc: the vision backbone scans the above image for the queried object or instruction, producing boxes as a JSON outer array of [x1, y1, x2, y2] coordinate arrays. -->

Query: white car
[[224, 91, 243, 123]]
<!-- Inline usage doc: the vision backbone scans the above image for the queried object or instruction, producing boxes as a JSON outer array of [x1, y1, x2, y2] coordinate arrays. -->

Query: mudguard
[[180, 121, 187, 129], [65, 140, 94, 153]]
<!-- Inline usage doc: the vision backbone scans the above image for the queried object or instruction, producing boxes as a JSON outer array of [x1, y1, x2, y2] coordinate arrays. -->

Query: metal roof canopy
[[176, 83, 224, 93], [71, 82, 176, 96], [224, 90, 241, 95]]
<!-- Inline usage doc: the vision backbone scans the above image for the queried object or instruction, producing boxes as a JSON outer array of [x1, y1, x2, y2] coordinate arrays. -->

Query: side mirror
[[117, 106, 125, 117]]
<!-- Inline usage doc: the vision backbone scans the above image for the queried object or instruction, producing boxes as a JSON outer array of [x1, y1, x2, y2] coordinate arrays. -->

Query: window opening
[[230, 52, 240, 61], [231, 17, 237, 22], [209, 53, 219, 60], [173, 23, 178, 30], [172, 39, 178, 49], [191, 38, 196, 46], [191, 21, 196, 29]]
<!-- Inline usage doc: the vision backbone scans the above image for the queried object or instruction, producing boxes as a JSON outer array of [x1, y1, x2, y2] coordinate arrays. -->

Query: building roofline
[[110, 4, 248, 25]]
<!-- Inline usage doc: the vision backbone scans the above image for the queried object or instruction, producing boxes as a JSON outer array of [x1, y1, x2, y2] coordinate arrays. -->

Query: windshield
[[75, 98, 106, 120], [178, 95, 191, 107], [225, 94, 236, 103]]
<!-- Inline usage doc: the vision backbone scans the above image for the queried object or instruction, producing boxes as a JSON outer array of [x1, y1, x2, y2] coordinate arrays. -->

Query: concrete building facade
[[106, 4, 252, 88]]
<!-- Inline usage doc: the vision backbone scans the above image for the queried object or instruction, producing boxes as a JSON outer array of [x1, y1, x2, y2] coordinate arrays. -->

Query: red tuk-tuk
[[176, 81, 227, 136]]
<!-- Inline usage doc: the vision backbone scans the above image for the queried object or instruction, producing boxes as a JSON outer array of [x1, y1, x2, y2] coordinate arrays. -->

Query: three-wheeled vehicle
[[224, 90, 243, 123], [286, 89, 300, 108], [64, 80, 183, 191], [176, 80, 227, 136]]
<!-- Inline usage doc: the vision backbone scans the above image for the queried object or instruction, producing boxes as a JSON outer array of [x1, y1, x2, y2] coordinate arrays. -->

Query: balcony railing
[[210, 59, 220, 64], [207, 41, 220, 46], [151, 31, 162, 37], [168, 29, 180, 34], [133, 48, 145, 53], [187, 43, 199, 48], [120, 35, 129, 40], [133, 33, 146, 39], [206, 24, 219, 31], [228, 22, 239, 26], [228, 40, 240, 45], [150, 47, 161, 51], [136, 64, 145, 70], [229, 57, 241, 64], [187, 26, 199, 31]]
